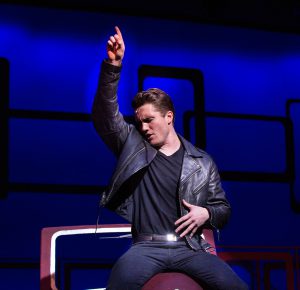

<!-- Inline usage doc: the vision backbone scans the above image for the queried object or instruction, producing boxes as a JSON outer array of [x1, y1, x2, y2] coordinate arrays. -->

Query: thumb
[[182, 199, 192, 209]]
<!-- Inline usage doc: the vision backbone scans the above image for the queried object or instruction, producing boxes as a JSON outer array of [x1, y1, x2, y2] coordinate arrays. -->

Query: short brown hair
[[131, 88, 175, 119]]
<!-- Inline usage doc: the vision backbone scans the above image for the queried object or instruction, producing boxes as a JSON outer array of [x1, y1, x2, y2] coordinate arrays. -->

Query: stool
[[142, 272, 204, 290]]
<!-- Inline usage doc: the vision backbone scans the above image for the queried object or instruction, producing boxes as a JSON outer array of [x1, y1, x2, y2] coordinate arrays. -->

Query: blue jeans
[[106, 241, 248, 290]]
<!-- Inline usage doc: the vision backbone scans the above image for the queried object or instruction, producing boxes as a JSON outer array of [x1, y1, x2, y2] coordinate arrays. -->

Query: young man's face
[[135, 103, 173, 148]]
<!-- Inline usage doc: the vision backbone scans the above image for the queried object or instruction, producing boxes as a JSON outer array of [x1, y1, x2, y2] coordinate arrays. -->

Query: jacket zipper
[[180, 167, 202, 189]]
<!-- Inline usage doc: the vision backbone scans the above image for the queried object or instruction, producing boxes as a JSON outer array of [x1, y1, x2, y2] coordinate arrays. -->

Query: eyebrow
[[136, 117, 154, 123]]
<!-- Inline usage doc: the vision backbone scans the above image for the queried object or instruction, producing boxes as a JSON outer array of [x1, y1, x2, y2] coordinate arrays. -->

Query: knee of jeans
[[108, 271, 143, 290], [116, 269, 139, 284]]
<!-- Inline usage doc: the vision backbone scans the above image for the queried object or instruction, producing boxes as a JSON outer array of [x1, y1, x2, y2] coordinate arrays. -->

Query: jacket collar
[[178, 134, 203, 158]]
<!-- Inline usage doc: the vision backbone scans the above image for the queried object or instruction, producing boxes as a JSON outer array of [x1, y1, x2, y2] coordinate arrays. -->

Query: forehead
[[135, 103, 160, 117]]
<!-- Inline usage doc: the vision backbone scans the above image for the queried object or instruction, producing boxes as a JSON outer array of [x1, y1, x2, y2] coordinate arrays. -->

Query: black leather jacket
[[92, 60, 231, 250]]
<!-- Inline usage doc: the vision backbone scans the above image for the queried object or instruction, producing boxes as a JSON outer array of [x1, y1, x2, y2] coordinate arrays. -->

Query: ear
[[166, 111, 174, 125]]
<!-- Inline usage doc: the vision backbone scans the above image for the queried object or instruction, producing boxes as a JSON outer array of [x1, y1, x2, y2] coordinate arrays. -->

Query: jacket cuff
[[102, 59, 122, 73], [203, 206, 214, 228]]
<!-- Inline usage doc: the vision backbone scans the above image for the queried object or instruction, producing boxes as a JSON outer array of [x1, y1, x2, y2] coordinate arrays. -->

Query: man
[[92, 26, 248, 290]]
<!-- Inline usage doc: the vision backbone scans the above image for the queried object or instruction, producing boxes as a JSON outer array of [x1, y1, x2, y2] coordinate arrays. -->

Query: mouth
[[145, 134, 153, 141]]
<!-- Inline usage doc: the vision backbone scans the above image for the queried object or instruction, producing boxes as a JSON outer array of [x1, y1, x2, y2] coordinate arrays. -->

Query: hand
[[106, 26, 125, 66], [175, 199, 209, 238]]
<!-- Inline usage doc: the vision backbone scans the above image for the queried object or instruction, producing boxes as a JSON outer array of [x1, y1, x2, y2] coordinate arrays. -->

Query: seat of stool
[[142, 272, 204, 290]]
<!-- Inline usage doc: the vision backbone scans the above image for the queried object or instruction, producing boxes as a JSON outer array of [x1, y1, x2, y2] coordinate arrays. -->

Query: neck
[[158, 129, 181, 156]]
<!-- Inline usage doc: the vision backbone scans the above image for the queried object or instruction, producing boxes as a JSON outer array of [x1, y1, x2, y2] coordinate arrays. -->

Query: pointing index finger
[[115, 26, 123, 39]]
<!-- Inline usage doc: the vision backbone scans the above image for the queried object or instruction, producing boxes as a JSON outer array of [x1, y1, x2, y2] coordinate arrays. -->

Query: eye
[[144, 118, 154, 123]]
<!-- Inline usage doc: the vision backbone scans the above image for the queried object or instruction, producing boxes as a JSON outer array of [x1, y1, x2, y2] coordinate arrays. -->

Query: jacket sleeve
[[204, 159, 231, 230], [92, 60, 130, 156]]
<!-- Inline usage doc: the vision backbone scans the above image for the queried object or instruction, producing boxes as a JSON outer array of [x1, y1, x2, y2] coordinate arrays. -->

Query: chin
[[147, 136, 162, 148], [151, 140, 163, 149], [149, 140, 157, 146]]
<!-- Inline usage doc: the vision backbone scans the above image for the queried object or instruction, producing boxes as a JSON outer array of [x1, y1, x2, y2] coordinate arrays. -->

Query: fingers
[[107, 36, 115, 48], [175, 201, 203, 238], [107, 27, 124, 49], [107, 35, 122, 49], [174, 213, 189, 226], [175, 215, 190, 231], [175, 213, 197, 237], [180, 224, 195, 238], [174, 200, 192, 225], [115, 26, 123, 40], [175, 218, 199, 238]]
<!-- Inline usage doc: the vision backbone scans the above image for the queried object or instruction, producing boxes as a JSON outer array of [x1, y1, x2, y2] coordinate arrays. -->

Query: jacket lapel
[[178, 135, 203, 185]]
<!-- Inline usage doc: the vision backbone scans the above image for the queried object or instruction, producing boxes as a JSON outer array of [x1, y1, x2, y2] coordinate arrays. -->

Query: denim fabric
[[106, 241, 248, 290]]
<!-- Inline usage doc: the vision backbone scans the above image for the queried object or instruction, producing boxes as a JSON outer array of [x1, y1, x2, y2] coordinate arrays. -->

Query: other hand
[[175, 199, 209, 238]]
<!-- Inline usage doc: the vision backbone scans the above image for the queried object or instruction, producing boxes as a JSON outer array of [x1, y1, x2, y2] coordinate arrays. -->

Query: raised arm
[[92, 26, 130, 156]]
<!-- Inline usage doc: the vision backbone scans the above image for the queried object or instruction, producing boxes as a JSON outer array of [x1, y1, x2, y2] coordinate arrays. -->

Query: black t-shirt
[[132, 144, 184, 235]]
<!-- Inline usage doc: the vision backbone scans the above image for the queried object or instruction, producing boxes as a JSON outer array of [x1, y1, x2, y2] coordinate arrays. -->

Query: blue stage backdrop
[[0, 3, 299, 290]]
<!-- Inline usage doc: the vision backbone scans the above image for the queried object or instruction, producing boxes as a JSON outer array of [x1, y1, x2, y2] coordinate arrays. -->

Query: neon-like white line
[[50, 226, 131, 288]]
